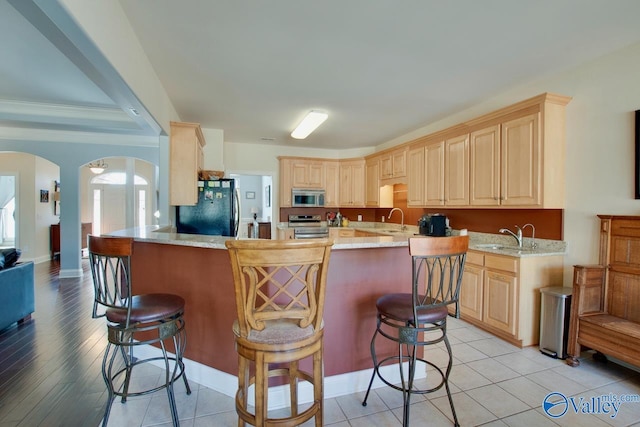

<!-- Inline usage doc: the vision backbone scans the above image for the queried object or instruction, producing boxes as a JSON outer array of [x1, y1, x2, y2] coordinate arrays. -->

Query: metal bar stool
[[88, 235, 191, 426], [362, 236, 468, 426], [225, 238, 333, 427]]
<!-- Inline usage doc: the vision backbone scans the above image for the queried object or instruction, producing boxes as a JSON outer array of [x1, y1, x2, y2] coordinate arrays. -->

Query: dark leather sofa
[[0, 261, 35, 331]]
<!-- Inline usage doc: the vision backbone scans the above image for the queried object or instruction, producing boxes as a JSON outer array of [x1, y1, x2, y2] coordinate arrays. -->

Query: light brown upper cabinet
[[170, 121, 206, 205], [365, 156, 381, 206], [407, 146, 425, 206], [470, 113, 542, 206], [339, 159, 365, 207], [469, 93, 570, 208], [324, 161, 340, 208], [291, 160, 324, 189], [408, 132, 469, 207], [380, 148, 407, 181]]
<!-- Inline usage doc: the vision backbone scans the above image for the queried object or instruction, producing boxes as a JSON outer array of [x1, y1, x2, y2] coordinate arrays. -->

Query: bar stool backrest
[[88, 235, 134, 326], [409, 236, 469, 318], [225, 238, 333, 338]]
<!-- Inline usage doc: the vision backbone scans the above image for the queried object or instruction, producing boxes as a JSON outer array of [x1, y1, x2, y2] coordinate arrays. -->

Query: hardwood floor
[[0, 260, 106, 427]]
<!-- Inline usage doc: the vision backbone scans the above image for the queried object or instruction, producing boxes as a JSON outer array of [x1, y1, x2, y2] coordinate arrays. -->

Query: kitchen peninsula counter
[[108, 225, 566, 398]]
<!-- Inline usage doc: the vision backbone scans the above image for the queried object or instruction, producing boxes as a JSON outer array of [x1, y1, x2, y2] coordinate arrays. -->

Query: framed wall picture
[[246, 191, 255, 199], [40, 190, 49, 203]]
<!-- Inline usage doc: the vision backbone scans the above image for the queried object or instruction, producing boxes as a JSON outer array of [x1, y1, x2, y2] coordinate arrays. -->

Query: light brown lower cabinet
[[458, 250, 563, 347]]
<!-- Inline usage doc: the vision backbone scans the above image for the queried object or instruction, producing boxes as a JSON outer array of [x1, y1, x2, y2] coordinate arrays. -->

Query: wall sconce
[[88, 159, 108, 174]]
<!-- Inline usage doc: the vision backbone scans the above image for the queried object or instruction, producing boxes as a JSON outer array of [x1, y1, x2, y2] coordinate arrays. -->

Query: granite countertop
[[111, 223, 566, 257]]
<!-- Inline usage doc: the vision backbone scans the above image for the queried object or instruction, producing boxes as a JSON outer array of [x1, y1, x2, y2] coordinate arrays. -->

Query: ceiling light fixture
[[291, 110, 328, 139], [88, 159, 108, 174]]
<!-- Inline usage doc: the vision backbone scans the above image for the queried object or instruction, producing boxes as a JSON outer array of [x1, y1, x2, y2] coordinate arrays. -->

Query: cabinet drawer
[[485, 254, 518, 274], [466, 251, 485, 266]]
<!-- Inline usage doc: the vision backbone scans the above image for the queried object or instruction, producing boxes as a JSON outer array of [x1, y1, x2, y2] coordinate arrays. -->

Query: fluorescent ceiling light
[[291, 111, 328, 139]]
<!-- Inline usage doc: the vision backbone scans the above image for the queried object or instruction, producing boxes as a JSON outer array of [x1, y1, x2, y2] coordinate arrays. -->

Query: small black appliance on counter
[[418, 214, 447, 236]]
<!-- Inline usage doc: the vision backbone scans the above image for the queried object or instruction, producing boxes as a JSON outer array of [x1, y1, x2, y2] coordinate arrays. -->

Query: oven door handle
[[294, 233, 329, 239]]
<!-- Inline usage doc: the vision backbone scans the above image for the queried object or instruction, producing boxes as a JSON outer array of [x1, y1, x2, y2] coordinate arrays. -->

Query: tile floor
[[105, 317, 640, 426]]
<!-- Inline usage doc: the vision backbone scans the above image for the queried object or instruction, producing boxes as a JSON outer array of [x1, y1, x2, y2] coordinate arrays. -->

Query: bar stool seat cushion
[[376, 293, 448, 324], [106, 293, 185, 324], [232, 319, 319, 345]]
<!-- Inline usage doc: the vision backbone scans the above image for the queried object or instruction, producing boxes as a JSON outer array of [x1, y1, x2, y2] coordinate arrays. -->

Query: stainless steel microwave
[[292, 188, 325, 207]]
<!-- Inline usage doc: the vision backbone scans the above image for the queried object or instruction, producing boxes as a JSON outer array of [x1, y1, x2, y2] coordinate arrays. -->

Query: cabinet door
[[424, 141, 445, 206], [339, 161, 365, 206], [392, 149, 407, 177], [324, 162, 340, 207], [291, 160, 324, 188], [380, 155, 393, 179], [351, 162, 365, 206], [483, 270, 517, 335], [460, 264, 484, 321], [291, 162, 309, 188], [279, 158, 292, 207], [445, 134, 469, 206], [407, 147, 425, 206], [170, 122, 205, 205], [365, 159, 380, 206], [470, 125, 500, 206], [501, 113, 540, 206]]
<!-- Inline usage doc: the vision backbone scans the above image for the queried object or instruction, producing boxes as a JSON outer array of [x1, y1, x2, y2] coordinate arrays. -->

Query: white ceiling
[[3, 0, 640, 149]]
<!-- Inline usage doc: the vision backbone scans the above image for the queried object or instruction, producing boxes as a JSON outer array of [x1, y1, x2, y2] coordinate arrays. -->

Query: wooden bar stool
[[362, 236, 468, 427], [88, 235, 191, 426], [225, 238, 333, 427]]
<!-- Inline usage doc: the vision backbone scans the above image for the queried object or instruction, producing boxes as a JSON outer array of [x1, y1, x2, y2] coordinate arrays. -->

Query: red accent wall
[[281, 184, 563, 240]]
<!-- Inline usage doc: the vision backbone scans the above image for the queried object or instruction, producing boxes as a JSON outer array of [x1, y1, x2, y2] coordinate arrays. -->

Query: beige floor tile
[[501, 408, 559, 426], [466, 384, 529, 418], [493, 352, 551, 375], [468, 337, 521, 358], [193, 410, 237, 426], [497, 376, 552, 408], [194, 387, 235, 417], [432, 391, 497, 426], [450, 342, 489, 363], [467, 357, 520, 383], [335, 390, 389, 420], [390, 399, 454, 426], [447, 326, 489, 343], [448, 363, 492, 391], [526, 369, 590, 397], [106, 396, 151, 427]]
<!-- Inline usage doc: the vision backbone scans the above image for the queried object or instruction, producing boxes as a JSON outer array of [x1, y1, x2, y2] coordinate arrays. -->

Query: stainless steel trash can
[[539, 286, 572, 359]]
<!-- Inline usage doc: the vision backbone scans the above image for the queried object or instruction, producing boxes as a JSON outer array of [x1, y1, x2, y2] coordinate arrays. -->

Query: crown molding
[[0, 125, 158, 147]]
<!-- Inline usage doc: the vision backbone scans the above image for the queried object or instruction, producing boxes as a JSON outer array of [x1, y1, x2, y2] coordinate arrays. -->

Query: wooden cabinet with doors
[[291, 160, 324, 189], [457, 249, 564, 347], [339, 159, 365, 207], [279, 157, 328, 207], [170, 121, 206, 206], [468, 93, 570, 208], [380, 148, 407, 181], [408, 131, 468, 207]]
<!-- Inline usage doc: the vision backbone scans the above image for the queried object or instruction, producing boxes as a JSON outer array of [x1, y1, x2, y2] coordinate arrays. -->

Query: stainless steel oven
[[288, 214, 329, 239]]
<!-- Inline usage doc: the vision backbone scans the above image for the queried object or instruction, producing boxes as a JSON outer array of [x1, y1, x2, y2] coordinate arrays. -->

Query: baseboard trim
[[135, 345, 425, 410]]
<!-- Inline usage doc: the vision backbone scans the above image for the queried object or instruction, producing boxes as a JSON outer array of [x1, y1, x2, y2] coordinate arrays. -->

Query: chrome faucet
[[522, 223, 536, 248], [388, 208, 405, 231], [499, 226, 522, 247]]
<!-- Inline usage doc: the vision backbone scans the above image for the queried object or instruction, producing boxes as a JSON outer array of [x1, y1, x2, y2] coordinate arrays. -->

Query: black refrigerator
[[176, 179, 239, 236]]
